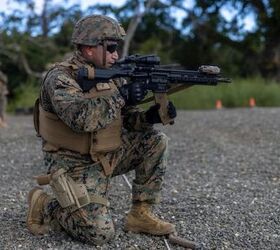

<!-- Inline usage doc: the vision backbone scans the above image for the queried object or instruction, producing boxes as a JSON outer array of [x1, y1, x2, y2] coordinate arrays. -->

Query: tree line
[[0, 0, 280, 99]]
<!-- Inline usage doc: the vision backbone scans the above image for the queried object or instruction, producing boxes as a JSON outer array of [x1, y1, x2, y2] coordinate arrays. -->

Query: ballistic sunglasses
[[99, 43, 118, 53], [106, 43, 118, 53]]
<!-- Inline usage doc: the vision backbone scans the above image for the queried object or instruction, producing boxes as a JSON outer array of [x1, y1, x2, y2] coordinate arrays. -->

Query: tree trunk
[[121, 0, 157, 58], [260, 38, 280, 81]]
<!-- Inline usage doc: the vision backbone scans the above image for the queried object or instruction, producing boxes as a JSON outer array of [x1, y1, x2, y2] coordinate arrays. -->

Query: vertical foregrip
[[154, 92, 174, 125]]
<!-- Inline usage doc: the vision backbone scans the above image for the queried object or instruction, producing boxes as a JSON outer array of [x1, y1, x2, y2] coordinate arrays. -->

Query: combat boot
[[124, 202, 175, 235], [26, 187, 50, 235]]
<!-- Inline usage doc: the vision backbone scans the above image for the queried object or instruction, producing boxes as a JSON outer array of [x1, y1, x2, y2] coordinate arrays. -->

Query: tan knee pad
[[47, 168, 110, 213], [49, 168, 91, 211]]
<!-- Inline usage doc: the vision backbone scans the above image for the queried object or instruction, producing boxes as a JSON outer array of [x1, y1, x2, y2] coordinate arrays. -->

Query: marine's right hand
[[119, 83, 147, 106]]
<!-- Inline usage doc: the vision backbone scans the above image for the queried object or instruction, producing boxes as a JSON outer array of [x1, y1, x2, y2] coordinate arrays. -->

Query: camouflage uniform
[[0, 71, 8, 125], [39, 49, 168, 244]]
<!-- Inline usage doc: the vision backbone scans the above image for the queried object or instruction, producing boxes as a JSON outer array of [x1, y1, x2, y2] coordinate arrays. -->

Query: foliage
[[1, 0, 280, 110], [7, 78, 39, 112], [169, 77, 280, 109]]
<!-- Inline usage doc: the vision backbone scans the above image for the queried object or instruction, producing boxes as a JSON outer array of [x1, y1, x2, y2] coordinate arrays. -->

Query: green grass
[[168, 77, 280, 109]]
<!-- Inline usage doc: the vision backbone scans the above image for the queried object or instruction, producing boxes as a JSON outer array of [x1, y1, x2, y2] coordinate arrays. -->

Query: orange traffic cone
[[216, 100, 223, 109], [249, 97, 256, 108]]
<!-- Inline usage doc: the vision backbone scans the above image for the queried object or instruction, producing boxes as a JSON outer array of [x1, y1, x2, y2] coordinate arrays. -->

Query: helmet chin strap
[[102, 40, 107, 67]]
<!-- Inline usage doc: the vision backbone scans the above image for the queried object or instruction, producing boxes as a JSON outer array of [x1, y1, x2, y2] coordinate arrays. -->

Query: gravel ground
[[0, 108, 279, 250]]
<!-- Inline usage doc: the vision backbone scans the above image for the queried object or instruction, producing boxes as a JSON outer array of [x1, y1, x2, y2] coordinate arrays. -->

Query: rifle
[[77, 54, 231, 125]]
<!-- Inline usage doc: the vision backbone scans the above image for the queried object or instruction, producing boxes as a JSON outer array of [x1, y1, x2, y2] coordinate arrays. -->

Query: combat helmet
[[72, 15, 126, 46]]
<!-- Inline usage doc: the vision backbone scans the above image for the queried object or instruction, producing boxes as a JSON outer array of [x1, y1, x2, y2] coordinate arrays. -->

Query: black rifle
[[77, 54, 231, 124]]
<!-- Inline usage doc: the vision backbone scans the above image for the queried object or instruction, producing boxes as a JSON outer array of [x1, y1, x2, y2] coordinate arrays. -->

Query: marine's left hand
[[145, 101, 177, 124]]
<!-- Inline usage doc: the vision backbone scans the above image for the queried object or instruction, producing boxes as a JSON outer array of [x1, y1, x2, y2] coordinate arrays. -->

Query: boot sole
[[28, 187, 43, 205], [27, 187, 48, 235]]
